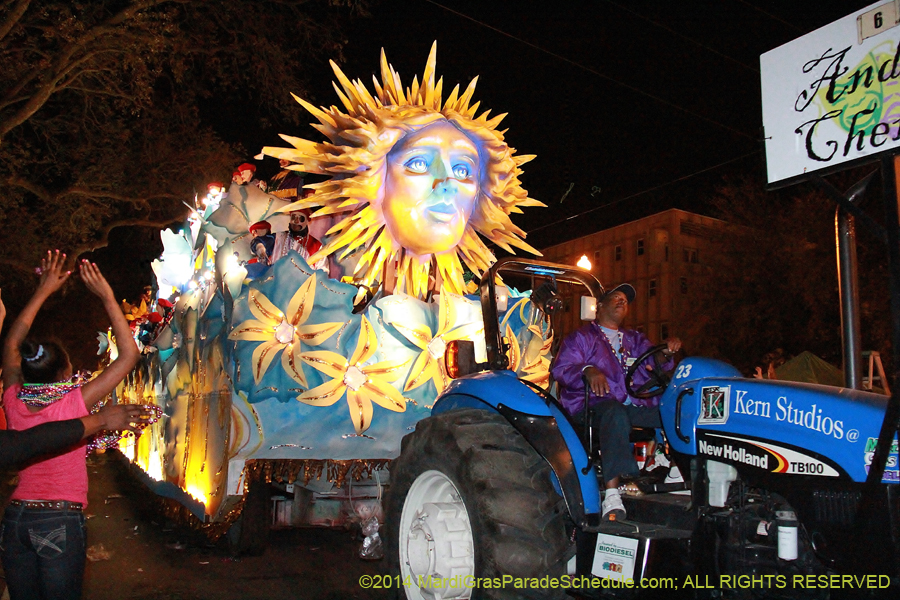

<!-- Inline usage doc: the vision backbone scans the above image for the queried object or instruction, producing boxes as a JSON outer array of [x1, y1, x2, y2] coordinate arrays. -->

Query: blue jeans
[[1, 504, 86, 600], [573, 400, 662, 484]]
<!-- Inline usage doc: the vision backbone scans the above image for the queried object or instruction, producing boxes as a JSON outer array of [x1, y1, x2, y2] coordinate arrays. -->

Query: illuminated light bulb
[[577, 255, 592, 270], [225, 253, 240, 272], [188, 280, 198, 290]]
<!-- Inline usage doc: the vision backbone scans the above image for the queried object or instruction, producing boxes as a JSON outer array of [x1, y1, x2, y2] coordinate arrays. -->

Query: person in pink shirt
[[0, 250, 140, 600]]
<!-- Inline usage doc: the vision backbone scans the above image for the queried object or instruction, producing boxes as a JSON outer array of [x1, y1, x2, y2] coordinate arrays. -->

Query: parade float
[[113, 43, 551, 549]]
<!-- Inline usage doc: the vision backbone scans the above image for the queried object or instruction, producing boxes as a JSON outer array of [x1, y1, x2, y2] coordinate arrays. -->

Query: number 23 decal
[[674, 364, 693, 379]]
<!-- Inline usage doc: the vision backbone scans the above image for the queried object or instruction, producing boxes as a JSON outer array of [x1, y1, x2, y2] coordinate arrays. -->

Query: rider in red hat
[[236, 162, 267, 191], [248, 221, 275, 265]]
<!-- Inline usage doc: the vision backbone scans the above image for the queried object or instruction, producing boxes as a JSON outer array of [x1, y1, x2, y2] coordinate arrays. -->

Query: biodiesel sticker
[[592, 534, 639, 580]]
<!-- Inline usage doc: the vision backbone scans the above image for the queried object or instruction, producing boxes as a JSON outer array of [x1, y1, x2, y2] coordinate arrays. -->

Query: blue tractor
[[386, 257, 898, 599]]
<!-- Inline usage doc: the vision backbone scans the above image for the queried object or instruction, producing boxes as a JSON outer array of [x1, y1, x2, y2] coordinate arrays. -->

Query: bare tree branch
[[0, 0, 31, 44], [5, 174, 52, 201], [71, 214, 189, 260]]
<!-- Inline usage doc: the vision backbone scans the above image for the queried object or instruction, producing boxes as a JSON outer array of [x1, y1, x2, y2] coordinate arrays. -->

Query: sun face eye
[[404, 157, 428, 173], [452, 164, 470, 179]]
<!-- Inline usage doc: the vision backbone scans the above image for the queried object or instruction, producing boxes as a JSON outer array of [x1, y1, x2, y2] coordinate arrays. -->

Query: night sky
[[102, 0, 876, 299]]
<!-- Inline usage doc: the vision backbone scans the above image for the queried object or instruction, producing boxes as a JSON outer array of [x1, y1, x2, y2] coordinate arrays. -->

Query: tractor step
[[574, 518, 693, 598], [622, 490, 696, 530]]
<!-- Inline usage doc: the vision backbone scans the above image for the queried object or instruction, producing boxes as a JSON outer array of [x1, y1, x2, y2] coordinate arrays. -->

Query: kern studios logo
[[699, 385, 729, 425]]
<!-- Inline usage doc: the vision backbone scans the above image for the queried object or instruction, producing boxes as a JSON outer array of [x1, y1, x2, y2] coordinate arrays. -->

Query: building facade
[[539, 209, 724, 342]]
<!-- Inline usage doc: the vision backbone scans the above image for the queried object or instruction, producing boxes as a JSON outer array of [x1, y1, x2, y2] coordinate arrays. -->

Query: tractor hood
[[661, 357, 893, 483]]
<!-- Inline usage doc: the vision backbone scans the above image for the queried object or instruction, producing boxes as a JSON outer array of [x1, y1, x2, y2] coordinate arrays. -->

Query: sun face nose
[[432, 176, 458, 196], [431, 161, 459, 198]]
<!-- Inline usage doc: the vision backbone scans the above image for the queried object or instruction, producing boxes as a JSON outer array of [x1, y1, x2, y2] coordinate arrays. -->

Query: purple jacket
[[551, 322, 663, 415]]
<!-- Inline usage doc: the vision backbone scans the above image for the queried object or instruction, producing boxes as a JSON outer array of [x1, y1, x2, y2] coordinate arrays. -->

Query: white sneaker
[[646, 452, 670, 472], [665, 466, 684, 484], [602, 488, 626, 521]]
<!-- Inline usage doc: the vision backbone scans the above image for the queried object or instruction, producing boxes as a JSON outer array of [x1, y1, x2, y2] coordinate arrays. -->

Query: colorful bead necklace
[[597, 324, 631, 375], [18, 381, 85, 408], [85, 404, 163, 453]]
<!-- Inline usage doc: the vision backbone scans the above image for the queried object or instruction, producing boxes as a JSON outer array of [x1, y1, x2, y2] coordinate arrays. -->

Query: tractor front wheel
[[386, 408, 571, 599]]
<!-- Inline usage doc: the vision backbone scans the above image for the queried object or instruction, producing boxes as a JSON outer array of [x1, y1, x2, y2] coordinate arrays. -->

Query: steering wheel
[[625, 343, 676, 399]]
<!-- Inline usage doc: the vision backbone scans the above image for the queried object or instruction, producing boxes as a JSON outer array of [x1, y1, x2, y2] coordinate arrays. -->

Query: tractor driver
[[550, 283, 681, 521]]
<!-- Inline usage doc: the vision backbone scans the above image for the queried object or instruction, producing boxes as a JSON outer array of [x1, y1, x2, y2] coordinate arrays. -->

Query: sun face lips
[[423, 200, 459, 223]]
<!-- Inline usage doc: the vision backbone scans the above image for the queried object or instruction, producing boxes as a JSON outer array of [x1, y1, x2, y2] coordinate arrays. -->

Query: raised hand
[[36, 250, 71, 296], [78, 260, 115, 302]]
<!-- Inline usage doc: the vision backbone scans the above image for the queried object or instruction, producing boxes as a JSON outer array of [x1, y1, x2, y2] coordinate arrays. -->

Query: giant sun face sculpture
[[263, 42, 544, 299], [383, 120, 480, 255]]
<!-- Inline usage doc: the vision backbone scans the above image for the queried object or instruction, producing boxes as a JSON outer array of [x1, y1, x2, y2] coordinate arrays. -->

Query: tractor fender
[[433, 371, 600, 525]]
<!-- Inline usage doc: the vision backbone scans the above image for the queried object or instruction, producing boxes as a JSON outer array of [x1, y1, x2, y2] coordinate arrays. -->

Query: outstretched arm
[[80, 402, 155, 437], [79, 260, 140, 409], [0, 404, 154, 468], [2, 251, 71, 390], [0, 289, 6, 336]]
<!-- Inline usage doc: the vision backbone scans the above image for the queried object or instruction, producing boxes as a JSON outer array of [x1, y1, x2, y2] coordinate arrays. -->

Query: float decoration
[[299, 315, 409, 434], [228, 274, 342, 386], [116, 43, 553, 523], [388, 291, 483, 394], [263, 41, 544, 300]]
